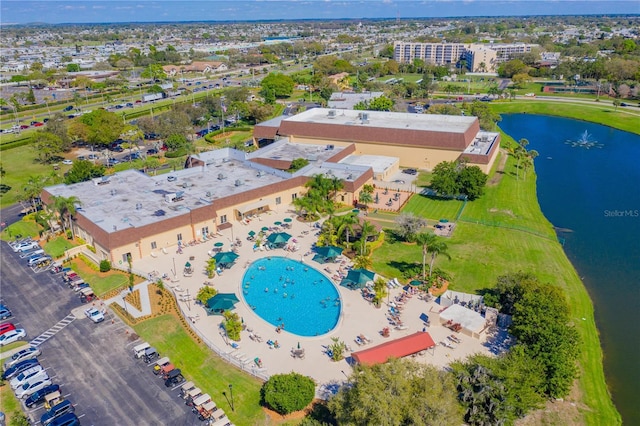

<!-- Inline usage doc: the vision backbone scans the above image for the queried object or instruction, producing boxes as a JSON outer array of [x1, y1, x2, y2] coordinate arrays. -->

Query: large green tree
[[457, 165, 489, 200], [262, 373, 316, 415], [64, 160, 105, 184], [31, 131, 63, 164], [79, 109, 124, 147], [430, 161, 460, 196], [329, 358, 462, 425], [260, 73, 295, 101]]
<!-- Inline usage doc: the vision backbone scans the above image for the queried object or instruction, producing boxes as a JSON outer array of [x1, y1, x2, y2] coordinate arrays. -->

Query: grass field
[[491, 100, 640, 135], [68, 259, 130, 296], [371, 133, 620, 425], [43, 236, 77, 258], [134, 315, 270, 426], [402, 194, 464, 223], [0, 381, 22, 426], [0, 220, 40, 240]]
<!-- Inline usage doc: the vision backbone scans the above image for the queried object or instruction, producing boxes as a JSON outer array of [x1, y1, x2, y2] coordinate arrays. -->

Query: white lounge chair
[[150, 252, 158, 258]]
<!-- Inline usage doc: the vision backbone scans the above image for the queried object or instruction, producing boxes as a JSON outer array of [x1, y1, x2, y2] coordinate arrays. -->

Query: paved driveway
[[1, 208, 200, 425]]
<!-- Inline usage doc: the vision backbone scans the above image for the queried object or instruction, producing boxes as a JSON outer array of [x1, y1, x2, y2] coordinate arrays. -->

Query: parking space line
[[171, 383, 184, 391]]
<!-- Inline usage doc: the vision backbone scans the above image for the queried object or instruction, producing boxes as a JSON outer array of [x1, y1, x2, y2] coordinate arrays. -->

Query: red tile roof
[[351, 332, 436, 366]]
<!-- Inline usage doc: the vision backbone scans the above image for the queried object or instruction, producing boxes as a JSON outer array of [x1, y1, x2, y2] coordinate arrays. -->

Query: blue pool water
[[241, 257, 341, 337]]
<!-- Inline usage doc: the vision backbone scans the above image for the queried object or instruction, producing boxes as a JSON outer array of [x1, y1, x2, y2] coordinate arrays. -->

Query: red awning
[[351, 332, 436, 366]]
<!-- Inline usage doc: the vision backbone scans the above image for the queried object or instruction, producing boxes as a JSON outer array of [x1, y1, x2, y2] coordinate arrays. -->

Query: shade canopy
[[185, 261, 192, 268], [266, 232, 292, 246], [213, 251, 239, 266], [283, 218, 292, 223], [261, 227, 269, 231], [206, 293, 240, 313], [340, 269, 375, 289], [274, 221, 282, 226], [315, 246, 343, 260], [248, 230, 256, 236], [312, 254, 328, 264], [214, 242, 224, 247]]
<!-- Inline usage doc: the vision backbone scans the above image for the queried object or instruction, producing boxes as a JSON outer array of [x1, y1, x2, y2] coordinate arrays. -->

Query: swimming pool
[[241, 257, 341, 337]]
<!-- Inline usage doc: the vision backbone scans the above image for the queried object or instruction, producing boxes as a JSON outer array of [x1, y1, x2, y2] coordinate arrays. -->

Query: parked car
[[61, 160, 73, 165], [4, 346, 41, 369], [402, 168, 417, 175], [0, 328, 26, 346], [143, 347, 159, 363], [85, 307, 104, 323], [0, 304, 11, 320], [146, 148, 159, 155], [10, 366, 44, 389], [33, 122, 44, 127], [41, 399, 75, 425], [48, 412, 80, 426], [167, 176, 177, 182], [25, 384, 60, 408], [28, 256, 51, 267], [2, 359, 39, 380], [16, 377, 52, 399], [0, 322, 17, 336], [63, 106, 74, 112], [164, 369, 185, 387], [393, 179, 406, 184], [12, 241, 40, 252]]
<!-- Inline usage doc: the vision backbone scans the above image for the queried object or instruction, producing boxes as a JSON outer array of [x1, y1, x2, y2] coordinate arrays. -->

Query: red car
[[19, 125, 29, 129], [33, 122, 44, 127], [0, 322, 17, 336]]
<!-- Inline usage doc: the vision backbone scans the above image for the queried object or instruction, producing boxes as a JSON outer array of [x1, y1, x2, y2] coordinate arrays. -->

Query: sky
[[1, 1, 638, 25]]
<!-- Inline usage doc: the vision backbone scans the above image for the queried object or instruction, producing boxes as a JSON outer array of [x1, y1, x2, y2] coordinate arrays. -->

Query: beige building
[[42, 146, 372, 263], [394, 41, 537, 69], [253, 108, 500, 173], [162, 61, 228, 76]]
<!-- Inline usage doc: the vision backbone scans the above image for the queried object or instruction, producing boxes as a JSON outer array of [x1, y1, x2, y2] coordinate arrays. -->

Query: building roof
[[351, 332, 436, 366], [439, 304, 487, 334], [277, 108, 480, 150], [44, 149, 290, 235], [328, 91, 384, 110]]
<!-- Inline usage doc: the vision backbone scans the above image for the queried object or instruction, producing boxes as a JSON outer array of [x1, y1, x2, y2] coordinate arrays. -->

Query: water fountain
[[565, 130, 603, 149]]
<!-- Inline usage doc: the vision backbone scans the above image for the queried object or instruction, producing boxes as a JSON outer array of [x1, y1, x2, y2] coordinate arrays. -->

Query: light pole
[[228, 384, 235, 411]]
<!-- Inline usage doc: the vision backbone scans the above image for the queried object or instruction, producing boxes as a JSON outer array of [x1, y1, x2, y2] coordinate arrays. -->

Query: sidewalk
[[103, 281, 152, 318]]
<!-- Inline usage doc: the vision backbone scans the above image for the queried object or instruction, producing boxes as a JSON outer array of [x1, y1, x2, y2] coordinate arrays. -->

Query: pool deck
[[133, 209, 498, 394]]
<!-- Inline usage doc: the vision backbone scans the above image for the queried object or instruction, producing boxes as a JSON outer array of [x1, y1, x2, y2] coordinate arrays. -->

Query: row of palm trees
[[415, 231, 451, 283], [512, 138, 539, 181]]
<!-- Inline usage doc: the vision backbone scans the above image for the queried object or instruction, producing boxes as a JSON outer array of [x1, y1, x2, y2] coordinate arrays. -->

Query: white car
[[3, 346, 41, 369], [0, 328, 26, 346], [10, 366, 44, 389], [62, 159, 73, 165], [16, 377, 52, 399], [12, 241, 40, 253], [85, 307, 104, 323]]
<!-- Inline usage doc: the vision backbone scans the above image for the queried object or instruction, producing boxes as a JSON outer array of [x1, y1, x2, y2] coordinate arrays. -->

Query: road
[[1, 205, 200, 426]]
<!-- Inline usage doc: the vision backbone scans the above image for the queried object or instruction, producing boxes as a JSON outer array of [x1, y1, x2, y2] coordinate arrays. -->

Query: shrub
[[262, 372, 315, 415], [99, 259, 111, 272]]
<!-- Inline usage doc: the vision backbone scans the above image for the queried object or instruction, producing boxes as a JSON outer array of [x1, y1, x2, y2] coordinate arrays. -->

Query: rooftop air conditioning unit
[[361, 112, 369, 121], [256, 170, 264, 177], [205, 191, 212, 197], [222, 158, 230, 163], [135, 203, 142, 210], [481, 135, 488, 142], [217, 173, 226, 180], [234, 179, 243, 187], [328, 109, 336, 118], [165, 193, 176, 203]]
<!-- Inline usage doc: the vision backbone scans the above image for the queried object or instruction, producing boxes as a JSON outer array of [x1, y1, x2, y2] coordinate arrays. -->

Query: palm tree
[[23, 175, 48, 213], [52, 195, 81, 238], [415, 232, 436, 281], [372, 278, 388, 308], [428, 240, 451, 278], [329, 176, 344, 202], [352, 255, 372, 270], [513, 138, 529, 181], [337, 213, 358, 247], [522, 149, 538, 180], [358, 190, 373, 211], [358, 220, 377, 256]]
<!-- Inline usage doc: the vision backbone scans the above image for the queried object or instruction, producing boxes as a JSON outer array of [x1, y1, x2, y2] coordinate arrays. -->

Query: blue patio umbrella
[[315, 246, 343, 261], [248, 230, 256, 237], [206, 293, 240, 313], [283, 218, 292, 223], [214, 242, 224, 247], [213, 251, 239, 266], [266, 232, 292, 246], [340, 269, 375, 290]]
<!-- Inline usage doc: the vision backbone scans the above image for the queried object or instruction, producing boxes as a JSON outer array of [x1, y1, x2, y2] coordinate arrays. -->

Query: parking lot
[[1, 206, 200, 425]]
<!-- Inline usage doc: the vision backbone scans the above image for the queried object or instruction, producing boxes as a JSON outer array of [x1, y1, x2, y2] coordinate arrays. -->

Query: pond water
[[499, 114, 640, 424]]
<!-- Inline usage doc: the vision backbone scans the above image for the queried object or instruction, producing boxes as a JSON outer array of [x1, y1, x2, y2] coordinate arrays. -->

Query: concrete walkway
[[103, 281, 152, 318]]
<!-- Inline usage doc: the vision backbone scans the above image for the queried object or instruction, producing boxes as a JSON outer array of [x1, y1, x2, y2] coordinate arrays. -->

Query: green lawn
[[491, 100, 640, 135], [0, 219, 41, 241], [402, 194, 464, 223], [68, 260, 129, 296], [0, 382, 22, 426], [134, 315, 269, 426], [371, 134, 619, 425], [44, 236, 77, 258], [414, 170, 433, 187]]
